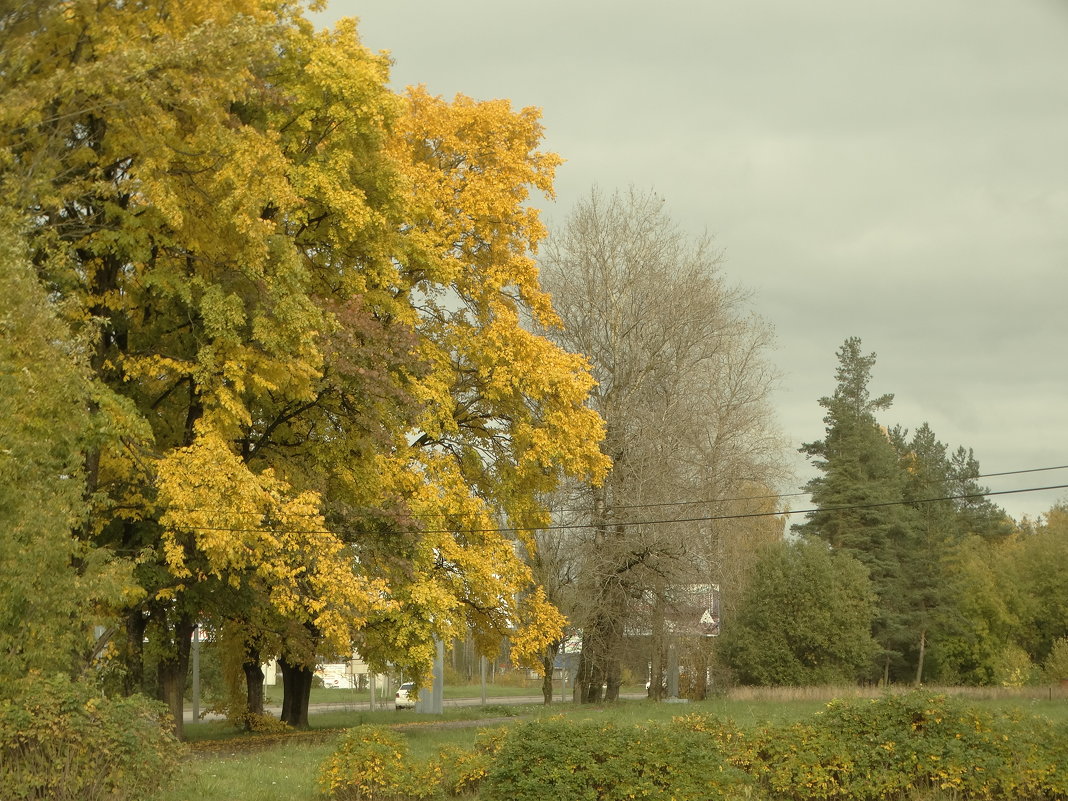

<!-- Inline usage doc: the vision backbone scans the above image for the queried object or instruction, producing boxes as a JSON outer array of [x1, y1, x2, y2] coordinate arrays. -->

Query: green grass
[[154, 739, 337, 801], [254, 680, 631, 707], [183, 703, 525, 743], [164, 707, 526, 801], [157, 688, 1068, 801]]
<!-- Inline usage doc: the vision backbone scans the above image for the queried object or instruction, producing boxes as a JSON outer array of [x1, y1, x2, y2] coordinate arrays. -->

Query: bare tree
[[537, 187, 787, 702]]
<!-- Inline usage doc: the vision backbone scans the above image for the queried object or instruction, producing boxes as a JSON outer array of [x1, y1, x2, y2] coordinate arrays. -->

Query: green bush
[[733, 690, 1068, 800], [317, 695, 1068, 801], [1043, 637, 1068, 684], [0, 673, 182, 801], [483, 718, 754, 801]]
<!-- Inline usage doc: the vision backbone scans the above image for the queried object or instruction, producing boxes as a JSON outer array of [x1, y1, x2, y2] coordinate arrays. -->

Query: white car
[[395, 682, 415, 709]]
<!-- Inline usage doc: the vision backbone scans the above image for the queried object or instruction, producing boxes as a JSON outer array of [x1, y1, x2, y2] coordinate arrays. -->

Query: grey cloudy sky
[[315, 1, 1068, 521]]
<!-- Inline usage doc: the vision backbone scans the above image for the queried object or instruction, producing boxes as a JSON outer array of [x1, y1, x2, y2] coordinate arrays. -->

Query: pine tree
[[893, 423, 956, 683]]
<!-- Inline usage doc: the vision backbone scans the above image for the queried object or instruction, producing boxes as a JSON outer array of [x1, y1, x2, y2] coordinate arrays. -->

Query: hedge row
[[318, 691, 1068, 801]]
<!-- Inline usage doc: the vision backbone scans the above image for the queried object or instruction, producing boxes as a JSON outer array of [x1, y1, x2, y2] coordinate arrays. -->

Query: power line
[[975, 464, 1068, 478], [445, 482, 1068, 535], [159, 481, 1068, 537], [161, 462, 1068, 520], [538, 462, 1068, 516]]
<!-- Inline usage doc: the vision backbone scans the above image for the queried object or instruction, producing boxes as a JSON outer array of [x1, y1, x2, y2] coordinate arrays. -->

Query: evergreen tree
[[796, 337, 913, 682], [946, 447, 1012, 541], [800, 339, 1017, 685], [893, 423, 957, 683]]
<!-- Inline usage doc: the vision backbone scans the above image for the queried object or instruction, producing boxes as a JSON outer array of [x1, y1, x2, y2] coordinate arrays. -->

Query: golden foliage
[[1, 0, 606, 693]]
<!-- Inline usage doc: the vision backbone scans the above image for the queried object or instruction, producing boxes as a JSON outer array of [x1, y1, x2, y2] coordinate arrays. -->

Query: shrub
[[0, 673, 182, 801], [483, 718, 754, 801], [734, 690, 1068, 800], [990, 643, 1036, 687], [320, 724, 513, 801], [1043, 637, 1068, 683], [430, 736, 504, 797], [319, 725, 411, 800], [244, 712, 289, 733]]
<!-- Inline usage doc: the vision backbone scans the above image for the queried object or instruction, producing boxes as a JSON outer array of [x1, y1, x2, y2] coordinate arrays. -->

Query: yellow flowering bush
[[319, 725, 410, 800]]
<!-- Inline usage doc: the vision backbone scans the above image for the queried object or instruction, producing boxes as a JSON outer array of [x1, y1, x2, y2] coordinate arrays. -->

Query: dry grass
[[725, 683, 1068, 703]]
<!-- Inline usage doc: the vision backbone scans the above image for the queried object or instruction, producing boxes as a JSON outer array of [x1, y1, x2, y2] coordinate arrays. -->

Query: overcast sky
[[314, 1, 1068, 521]]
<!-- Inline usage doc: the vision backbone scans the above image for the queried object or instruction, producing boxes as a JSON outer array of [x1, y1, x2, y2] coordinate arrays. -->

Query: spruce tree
[[796, 337, 913, 682]]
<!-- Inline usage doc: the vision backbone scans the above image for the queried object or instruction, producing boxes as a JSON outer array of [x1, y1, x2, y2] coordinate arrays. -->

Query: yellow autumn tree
[[367, 87, 608, 672], [0, 0, 410, 735], [1, 0, 607, 736]]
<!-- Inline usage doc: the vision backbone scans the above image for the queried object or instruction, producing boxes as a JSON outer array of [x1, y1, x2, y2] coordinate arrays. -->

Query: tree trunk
[[573, 647, 588, 704], [585, 658, 605, 703], [156, 614, 195, 740], [604, 657, 622, 702], [540, 640, 559, 704], [584, 595, 624, 703], [278, 657, 314, 728], [243, 645, 265, 723], [279, 657, 294, 725], [914, 630, 926, 687], [123, 609, 147, 696]]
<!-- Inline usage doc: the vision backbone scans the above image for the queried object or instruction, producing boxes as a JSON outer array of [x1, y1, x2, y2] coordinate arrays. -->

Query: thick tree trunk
[[243, 646, 265, 723], [573, 647, 588, 704], [156, 614, 194, 740], [604, 658, 622, 702], [583, 596, 625, 703], [279, 658, 294, 725], [278, 657, 314, 728], [540, 641, 559, 704], [585, 659, 605, 703], [578, 607, 627, 703]]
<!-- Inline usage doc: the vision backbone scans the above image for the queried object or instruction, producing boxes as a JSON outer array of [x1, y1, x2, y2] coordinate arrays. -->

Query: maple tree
[[1, 1, 605, 735], [371, 86, 608, 674]]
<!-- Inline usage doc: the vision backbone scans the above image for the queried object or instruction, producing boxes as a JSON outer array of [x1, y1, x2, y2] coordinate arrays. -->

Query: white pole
[[191, 625, 200, 722]]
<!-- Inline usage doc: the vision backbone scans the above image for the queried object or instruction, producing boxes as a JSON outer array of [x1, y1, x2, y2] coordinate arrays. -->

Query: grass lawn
[[254, 679, 617, 708], [155, 687, 1068, 801]]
